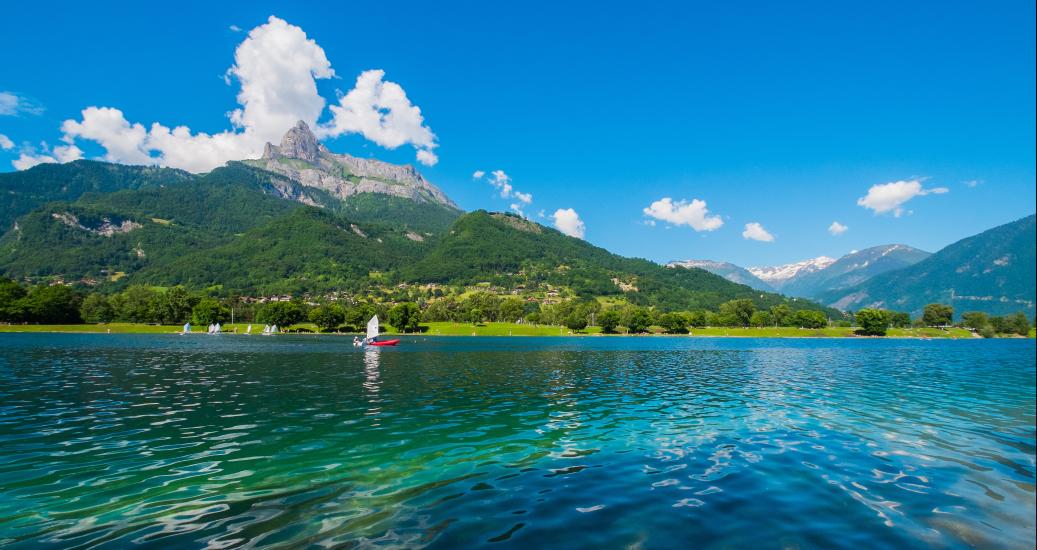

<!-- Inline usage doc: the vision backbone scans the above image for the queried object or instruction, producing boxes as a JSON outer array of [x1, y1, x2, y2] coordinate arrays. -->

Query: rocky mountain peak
[[274, 120, 322, 163], [251, 121, 459, 209]]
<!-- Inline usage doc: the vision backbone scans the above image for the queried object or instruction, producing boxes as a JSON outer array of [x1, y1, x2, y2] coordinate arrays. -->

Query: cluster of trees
[[593, 300, 831, 334], [421, 292, 537, 324], [0, 279, 82, 324], [961, 311, 1031, 338], [852, 304, 1032, 337]]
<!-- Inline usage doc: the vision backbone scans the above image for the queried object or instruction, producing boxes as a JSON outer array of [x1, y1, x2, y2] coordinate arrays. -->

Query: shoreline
[[0, 323, 1014, 339]]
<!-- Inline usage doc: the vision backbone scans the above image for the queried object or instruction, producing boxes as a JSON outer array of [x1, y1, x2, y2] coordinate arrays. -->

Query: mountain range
[[1, 121, 1032, 319], [672, 219, 1034, 318], [0, 122, 831, 315]]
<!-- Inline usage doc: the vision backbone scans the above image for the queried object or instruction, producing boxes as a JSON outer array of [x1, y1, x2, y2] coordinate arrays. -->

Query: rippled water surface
[[0, 334, 1034, 548]]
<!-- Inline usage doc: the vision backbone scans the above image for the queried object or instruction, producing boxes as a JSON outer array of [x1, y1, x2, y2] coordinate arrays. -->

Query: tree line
[[1, 279, 1032, 337]]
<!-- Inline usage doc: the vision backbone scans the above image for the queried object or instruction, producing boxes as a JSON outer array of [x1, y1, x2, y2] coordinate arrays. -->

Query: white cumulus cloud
[[642, 197, 723, 231], [742, 222, 774, 242], [19, 16, 439, 172], [553, 208, 585, 239], [857, 179, 948, 217], [323, 69, 438, 165], [828, 221, 848, 235], [0, 134, 13, 150], [472, 170, 485, 179]]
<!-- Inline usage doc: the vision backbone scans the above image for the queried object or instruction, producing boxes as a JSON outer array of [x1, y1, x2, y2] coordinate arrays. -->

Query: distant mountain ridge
[[667, 259, 776, 292], [816, 215, 1036, 317], [780, 244, 931, 299]]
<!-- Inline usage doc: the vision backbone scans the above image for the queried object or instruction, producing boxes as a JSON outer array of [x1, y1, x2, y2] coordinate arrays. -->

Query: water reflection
[[363, 348, 381, 425]]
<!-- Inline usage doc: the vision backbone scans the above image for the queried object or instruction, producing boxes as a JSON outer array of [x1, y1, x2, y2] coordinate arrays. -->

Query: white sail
[[366, 315, 380, 340]]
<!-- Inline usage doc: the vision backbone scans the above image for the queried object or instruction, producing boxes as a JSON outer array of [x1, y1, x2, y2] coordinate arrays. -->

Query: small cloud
[[229, 24, 243, 32], [642, 197, 723, 231], [0, 91, 45, 116], [552, 208, 585, 239], [828, 221, 848, 236], [485, 169, 533, 206], [415, 148, 438, 166], [963, 179, 982, 188], [472, 170, 485, 179], [742, 222, 774, 242], [12, 141, 83, 170], [857, 179, 948, 217], [537, 209, 545, 218], [0, 133, 13, 150]]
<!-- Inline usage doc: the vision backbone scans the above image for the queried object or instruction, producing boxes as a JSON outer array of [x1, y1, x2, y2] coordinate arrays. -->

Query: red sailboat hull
[[368, 339, 400, 347]]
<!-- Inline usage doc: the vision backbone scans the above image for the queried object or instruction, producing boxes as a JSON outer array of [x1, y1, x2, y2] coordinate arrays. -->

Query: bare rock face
[[256, 120, 458, 209], [275, 121, 321, 163]]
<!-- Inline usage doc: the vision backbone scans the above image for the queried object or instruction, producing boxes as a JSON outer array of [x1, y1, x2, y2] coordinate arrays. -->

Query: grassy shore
[[0, 322, 993, 338]]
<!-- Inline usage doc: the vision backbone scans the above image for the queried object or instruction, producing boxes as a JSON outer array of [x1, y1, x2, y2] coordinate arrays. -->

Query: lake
[[0, 334, 1033, 548]]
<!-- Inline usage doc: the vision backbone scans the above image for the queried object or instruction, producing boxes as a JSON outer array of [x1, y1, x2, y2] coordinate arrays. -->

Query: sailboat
[[364, 315, 399, 347]]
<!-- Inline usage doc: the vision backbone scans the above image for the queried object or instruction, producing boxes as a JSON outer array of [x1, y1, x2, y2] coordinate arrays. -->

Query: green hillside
[[0, 160, 192, 230], [408, 211, 831, 313], [0, 160, 839, 315], [135, 208, 428, 294]]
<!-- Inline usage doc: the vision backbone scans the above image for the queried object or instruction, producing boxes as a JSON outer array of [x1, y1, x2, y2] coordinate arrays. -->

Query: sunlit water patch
[[0, 334, 1033, 548]]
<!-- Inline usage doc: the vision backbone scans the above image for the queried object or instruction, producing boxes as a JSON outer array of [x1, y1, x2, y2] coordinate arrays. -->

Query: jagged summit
[[254, 121, 458, 209], [268, 120, 322, 163]]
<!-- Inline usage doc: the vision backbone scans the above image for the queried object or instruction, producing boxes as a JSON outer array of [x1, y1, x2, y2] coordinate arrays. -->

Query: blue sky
[[1, 1, 1034, 267]]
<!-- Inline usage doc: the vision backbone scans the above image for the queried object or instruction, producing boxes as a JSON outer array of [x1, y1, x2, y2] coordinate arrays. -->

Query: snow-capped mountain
[[747, 256, 836, 289]]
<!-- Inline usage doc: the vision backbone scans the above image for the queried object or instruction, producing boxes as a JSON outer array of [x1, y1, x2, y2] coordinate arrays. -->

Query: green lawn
[[417, 321, 599, 336], [0, 322, 995, 339]]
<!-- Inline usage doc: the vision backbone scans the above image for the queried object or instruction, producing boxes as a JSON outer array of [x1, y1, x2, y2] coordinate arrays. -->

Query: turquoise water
[[0, 334, 1033, 548]]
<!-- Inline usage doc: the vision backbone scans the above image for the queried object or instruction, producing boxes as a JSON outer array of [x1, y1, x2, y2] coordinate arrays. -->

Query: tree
[[309, 304, 345, 332], [121, 285, 161, 323], [387, 302, 421, 333], [81, 293, 115, 323], [769, 304, 792, 326], [625, 307, 652, 333], [687, 310, 708, 328], [718, 299, 755, 327], [157, 286, 195, 324], [193, 298, 232, 325], [193, 298, 230, 325], [749, 311, 772, 328], [598, 310, 620, 333], [345, 303, 377, 330], [467, 308, 483, 325], [564, 311, 588, 332], [659, 312, 690, 334], [889, 311, 911, 328], [499, 298, 525, 322], [256, 301, 304, 327], [961, 311, 989, 331], [1007, 312, 1031, 336], [792, 310, 827, 329], [855, 308, 891, 336], [20, 285, 82, 324], [0, 278, 28, 322], [922, 303, 953, 327]]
